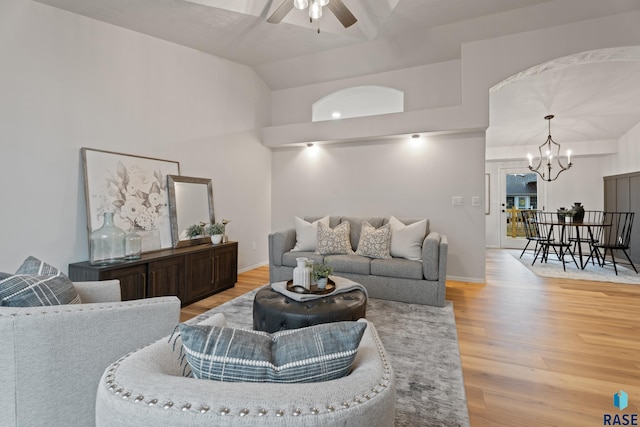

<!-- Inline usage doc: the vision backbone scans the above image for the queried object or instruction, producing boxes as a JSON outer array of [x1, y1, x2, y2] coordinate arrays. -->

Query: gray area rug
[[512, 250, 640, 284], [189, 287, 470, 426]]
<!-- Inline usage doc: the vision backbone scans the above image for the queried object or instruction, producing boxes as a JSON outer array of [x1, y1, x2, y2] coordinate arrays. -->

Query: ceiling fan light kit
[[268, 0, 357, 33], [527, 114, 573, 182]]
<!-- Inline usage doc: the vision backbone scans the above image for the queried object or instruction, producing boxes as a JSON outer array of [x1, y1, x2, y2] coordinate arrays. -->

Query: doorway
[[499, 168, 546, 249]]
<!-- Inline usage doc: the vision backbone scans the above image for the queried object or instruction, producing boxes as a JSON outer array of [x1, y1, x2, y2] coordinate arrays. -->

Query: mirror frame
[[167, 175, 215, 248]]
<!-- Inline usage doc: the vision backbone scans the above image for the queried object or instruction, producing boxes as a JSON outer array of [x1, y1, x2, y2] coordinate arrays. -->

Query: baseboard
[[238, 261, 269, 274], [446, 275, 485, 284]]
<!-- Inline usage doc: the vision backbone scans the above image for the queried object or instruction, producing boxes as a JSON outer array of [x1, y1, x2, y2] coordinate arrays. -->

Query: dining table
[[535, 220, 611, 269]]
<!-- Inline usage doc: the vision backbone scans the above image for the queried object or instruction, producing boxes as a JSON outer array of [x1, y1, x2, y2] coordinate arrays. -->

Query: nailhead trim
[[102, 320, 393, 418]]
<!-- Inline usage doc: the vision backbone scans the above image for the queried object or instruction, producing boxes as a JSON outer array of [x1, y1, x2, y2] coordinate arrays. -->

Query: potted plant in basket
[[186, 223, 205, 239], [206, 222, 225, 244], [312, 263, 333, 289]]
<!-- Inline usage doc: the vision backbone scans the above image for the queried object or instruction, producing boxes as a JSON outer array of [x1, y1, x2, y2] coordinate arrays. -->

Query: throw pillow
[[0, 256, 81, 307], [291, 215, 330, 252], [0, 274, 82, 307], [355, 221, 392, 259], [389, 216, 427, 260], [315, 221, 354, 255], [179, 321, 367, 383]]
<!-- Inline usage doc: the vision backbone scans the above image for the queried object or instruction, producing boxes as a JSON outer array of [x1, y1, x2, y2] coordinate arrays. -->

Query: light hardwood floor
[[181, 250, 640, 426]]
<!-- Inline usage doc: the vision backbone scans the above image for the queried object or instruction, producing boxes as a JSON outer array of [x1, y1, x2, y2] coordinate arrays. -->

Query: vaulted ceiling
[[33, 0, 640, 150]]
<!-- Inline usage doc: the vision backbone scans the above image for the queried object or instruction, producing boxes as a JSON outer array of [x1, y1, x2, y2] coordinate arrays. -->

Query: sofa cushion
[[316, 221, 354, 255], [325, 254, 371, 275], [388, 216, 427, 260], [291, 215, 329, 252], [355, 221, 392, 259], [282, 251, 325, 268], [179, 321, 367, 383], [371, 258, 424, 280], [340, 217, 384, 251], [0, 256, 81, 307]]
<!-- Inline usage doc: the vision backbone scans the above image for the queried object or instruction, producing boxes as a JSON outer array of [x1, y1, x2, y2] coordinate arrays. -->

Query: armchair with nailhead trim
[[0, 279, 180, 427], [95, 313, 396, 426]]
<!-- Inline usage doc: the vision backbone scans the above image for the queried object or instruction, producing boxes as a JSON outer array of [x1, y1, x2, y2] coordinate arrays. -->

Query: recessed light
[[307, 143, 314, 147], [331, 112, 341, 119], [411, 134, 420, 139]]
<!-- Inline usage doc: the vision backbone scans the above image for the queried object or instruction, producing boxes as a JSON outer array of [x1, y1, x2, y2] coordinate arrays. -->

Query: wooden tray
[[286, 278, 335, 295]]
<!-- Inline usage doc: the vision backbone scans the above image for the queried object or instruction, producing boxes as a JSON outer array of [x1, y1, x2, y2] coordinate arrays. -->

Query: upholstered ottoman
[[253, 286, 367, 333]]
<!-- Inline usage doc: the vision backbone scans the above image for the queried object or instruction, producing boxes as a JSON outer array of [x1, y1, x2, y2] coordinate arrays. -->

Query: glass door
[[500, 168, 545, 249]]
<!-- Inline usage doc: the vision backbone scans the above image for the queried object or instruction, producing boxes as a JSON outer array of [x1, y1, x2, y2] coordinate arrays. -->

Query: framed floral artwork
[[82, 148, 180, 253]]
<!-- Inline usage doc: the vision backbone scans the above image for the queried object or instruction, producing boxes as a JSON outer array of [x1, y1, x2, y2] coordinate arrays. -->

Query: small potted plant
[[312, 262, 333, 289], [206, 222, 225, 244], [186, 223, 205, 239]]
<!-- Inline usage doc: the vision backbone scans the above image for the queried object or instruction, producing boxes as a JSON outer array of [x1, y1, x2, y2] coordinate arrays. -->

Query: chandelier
[[527, 115, 572, 182]]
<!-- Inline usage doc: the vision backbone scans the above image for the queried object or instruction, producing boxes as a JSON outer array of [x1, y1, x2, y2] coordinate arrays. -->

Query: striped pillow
[[179, 321, 367, 383], [0, 256, 81, 307]]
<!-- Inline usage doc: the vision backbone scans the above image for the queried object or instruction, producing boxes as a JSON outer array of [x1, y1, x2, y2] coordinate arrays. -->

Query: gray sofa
[[269, 216, 448, 307], [0, 279, 180, 427]]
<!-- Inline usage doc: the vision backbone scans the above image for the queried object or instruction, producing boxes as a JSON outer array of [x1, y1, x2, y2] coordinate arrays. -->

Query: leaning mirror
[[167, 175, 214, 248]]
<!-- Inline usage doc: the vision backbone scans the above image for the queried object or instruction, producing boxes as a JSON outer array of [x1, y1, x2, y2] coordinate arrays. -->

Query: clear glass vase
[[125, 231, 142, 260], [90, 212, 125, 265]]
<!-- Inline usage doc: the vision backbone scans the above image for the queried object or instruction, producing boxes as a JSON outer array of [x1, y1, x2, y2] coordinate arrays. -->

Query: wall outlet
[[252, 242, 256, 250], [452, 196, 463, 206], [472, 196, 480, 207]]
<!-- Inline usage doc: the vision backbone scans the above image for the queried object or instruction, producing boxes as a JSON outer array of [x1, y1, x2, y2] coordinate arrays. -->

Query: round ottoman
[[253, 287, 367, 333]]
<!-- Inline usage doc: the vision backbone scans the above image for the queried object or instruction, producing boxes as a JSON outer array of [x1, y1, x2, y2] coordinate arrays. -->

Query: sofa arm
[[0, 296, 180, 427], [422, 232, 442, 281], [73, 279, 122, 303], [268, 228, 296, 267]]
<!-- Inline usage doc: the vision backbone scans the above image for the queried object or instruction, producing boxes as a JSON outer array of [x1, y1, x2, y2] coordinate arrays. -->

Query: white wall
[[603, 121, 640, 177], [271, 60, 462, 126], [271, 134, 487, 283], [0, 0, 271, 273]]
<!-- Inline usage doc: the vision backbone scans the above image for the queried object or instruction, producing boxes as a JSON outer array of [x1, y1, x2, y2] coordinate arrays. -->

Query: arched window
[[312, 85, 404, 122]]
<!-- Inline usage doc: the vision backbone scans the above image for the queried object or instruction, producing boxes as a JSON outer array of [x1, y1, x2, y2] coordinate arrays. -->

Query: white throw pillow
[[291, 215, 330, 252], [389, 216, 427, 260]]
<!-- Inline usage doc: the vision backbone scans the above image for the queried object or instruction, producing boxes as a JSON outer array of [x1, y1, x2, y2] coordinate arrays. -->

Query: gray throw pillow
[[179, 321, 367, 383], [315, 221, 354, 255], [0, 256, 81, 307]]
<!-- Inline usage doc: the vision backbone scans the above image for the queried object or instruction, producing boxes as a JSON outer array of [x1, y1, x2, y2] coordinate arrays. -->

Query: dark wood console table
[[68, 241, 237, 306]]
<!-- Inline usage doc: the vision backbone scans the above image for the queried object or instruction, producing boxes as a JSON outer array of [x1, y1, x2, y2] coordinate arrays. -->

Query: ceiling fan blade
[[267, 0, 294, 24], [327, 0, 357, 28]]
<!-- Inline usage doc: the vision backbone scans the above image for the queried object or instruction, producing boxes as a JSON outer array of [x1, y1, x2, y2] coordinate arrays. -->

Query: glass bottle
[[125, 231, 142, 260], [90, 212, 125, 265]]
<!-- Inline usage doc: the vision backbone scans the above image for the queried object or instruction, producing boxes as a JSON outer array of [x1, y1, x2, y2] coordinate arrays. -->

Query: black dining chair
[[570, 210, 605, 267], [592, 212, 638, 275], [519, 210, 543, 258], [533, 211, 579, 271]]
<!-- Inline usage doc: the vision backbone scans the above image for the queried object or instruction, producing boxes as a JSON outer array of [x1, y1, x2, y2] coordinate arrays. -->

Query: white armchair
[[0, 279, 180, 427]]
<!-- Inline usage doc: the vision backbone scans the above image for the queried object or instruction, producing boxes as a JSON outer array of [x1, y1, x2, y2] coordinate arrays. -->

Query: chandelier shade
[[527, 115, 572, 182]]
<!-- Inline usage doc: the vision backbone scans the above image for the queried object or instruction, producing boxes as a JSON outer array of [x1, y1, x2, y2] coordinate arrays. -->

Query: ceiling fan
[[267, 0, 357, 32]]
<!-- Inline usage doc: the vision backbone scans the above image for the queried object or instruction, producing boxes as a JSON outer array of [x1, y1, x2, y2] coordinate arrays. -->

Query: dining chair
[[592, 212, 638, 275], [519, 210, 543, 258], [570, 210, 605, 267], [533, 211, 579, 271]]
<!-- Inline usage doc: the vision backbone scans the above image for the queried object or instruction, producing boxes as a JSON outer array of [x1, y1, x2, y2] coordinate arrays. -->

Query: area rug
[[188, 288, 470, 427], [512, 250, 640, 284]]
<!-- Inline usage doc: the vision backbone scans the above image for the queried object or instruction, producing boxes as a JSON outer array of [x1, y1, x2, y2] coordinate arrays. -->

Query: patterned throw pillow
[[315, 221, 354, 255], [0, 256, 81, 307], [179, 321, 367, 383], [355, 221, 392, 259]]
